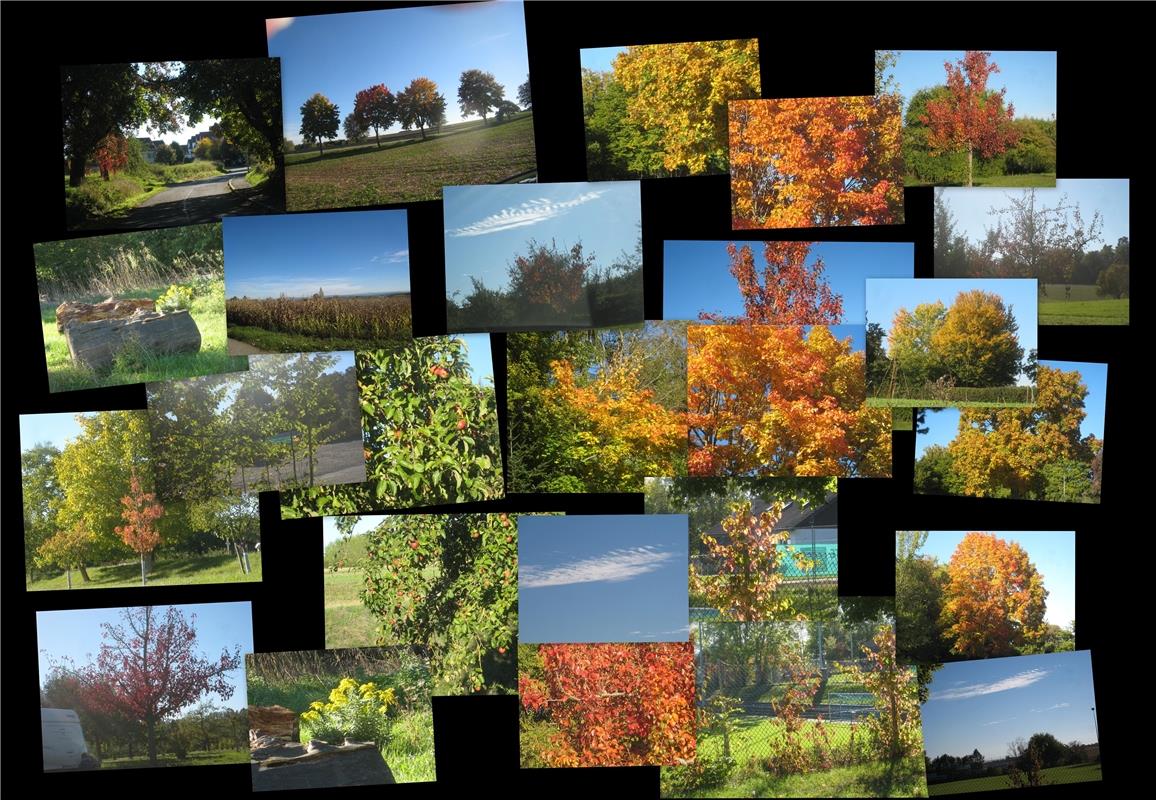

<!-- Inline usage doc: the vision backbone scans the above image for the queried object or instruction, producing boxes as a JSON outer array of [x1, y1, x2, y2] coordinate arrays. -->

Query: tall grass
[[227, 294, 412, 340], [40, 247, 221, 301]]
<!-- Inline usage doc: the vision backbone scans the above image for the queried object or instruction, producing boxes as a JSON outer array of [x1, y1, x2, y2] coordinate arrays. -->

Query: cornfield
[[227, 294, 413, 340]]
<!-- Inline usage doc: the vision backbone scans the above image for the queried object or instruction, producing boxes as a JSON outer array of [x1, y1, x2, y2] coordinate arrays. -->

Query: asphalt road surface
[[116, 168, 279, 229], [230, 439, 367, 492]]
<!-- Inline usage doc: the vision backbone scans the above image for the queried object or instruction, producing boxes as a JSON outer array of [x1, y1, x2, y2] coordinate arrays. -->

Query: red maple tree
[[93, 132, 130, 181], [921, 51, 1019, 187], [115, 470, 164, 586], [520, 642, 696, 767], [353, 84, 396, 148], [73, 606, 242, 764], [701, 241, 844, 325]]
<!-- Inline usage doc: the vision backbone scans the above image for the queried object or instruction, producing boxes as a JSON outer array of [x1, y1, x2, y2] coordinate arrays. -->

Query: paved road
[[230, 439, 367, 492], [115, 168, 281, 229]]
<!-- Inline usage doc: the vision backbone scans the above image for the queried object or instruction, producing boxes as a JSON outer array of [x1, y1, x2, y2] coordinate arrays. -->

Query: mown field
[[1040, 283, 1128, 325], [101, 749, 248, 769], [226, 293, 413, 353], [26, 552, 262, 591], [324, 569, 381, 649], [285, 114, 537, 210], [682, 757, 928, 798], [906, 173, 1056, 188], [928, 762, 1102, 795]]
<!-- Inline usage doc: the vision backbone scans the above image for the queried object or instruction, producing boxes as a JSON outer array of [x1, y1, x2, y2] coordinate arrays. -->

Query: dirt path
[[228, 338, 272, 355]]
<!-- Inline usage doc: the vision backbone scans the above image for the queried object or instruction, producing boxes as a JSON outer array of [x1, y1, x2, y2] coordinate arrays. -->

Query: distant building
[[135, 137, 165, 163], [186, 131, 216, 159]]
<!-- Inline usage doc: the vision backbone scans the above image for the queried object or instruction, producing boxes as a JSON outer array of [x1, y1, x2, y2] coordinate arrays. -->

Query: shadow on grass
[[288, 116, 529, 166]]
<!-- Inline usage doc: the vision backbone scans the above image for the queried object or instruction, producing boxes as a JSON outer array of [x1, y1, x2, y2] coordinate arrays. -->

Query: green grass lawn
[[325, 569, 381, 649], [43, 284, 246, 393], [101, 749, 248, 769], [928, 763, 1102, 795], [284, 114, 537, 210], [891, 408, 914, 431], [868, 398, 1032, 410], [65, 162, 228, 227], [1040, 284, 1128, 325], [906, 173, 1055, 188], [697, 717, 859, 764], [682, 757, 928, 798], [26, 551, 261, 590]]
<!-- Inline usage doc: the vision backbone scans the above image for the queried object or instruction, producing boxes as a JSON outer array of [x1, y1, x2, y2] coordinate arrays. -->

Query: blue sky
[[866, 278, 1037, 376], [37, 603, 254, 713], [580, 45, 627, 74], [459, 334, 494, 386], [443, 181, 641, 299], [922, 651, 1099, 759], [917, 359, 1108, 457], [518, 515, 690, 643], [224, 211, 410, 299], [914, 531, 1075, 627], [20, 411, 104, 452], [936, 179, 1131, 252], [688, 323, 866, 355], [268, 1, 530, 143], [888, 50, 1057, 120], [665, 241, 913, 324]]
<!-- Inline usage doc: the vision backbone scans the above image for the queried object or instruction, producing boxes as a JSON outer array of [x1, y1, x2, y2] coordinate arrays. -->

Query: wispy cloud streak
[[447, 191, 605, 237], [931, 669, 1051, 701], [520, 545, 675, 589]]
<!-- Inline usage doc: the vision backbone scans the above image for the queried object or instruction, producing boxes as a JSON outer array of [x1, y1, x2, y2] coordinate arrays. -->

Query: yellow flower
[[359, 682, 377, 695], [309, 701, 324, 710], [301, 710, 321, 723], [329, 689, 348, 706]]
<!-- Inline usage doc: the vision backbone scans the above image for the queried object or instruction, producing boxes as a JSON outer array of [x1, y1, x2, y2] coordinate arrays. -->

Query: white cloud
[[520, 545, 675, 589], [982, 717, 1016, 726], [1031, 702, 1071, 713], [931, 669, 1051, 701], [372, 249, 409, 264], [447, 191, 605, 237]]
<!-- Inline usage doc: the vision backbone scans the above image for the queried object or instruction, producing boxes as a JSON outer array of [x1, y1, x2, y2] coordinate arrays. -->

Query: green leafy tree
[[895, 531, 949, 662], [457, 69, 505, 124], [358, 514, 517, 694], [178, 58, 284, 164], [837, 626, 923, 761], [343, 112, 367, 144], [517, 77, 532, 109], [281, 338, 502, 517], [299, 92, 340, 154], [22, 444, 63, 582]]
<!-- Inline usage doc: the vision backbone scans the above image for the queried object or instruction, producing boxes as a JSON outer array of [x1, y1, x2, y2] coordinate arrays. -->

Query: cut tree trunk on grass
[[62, 309, 201, 372], [56, 298, 157, 331]]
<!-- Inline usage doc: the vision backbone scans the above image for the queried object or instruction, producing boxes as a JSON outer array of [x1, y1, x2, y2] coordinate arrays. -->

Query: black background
[[2, 2, 1140, 795]]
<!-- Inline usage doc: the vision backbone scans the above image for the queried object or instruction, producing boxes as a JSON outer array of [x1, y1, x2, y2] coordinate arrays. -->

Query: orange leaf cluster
[[701, 241, 844, 325], [520, 642, 696, 768], [687, 325, 891, 477], [115, 469, 164, 555], [729, 96, 903, 229], [922, 51, 1018, 162]]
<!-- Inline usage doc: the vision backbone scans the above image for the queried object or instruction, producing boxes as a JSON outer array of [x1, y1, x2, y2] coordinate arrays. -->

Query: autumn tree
[[458, 69, 505, 124], [299, 92, 340, 154], [611, 39, 761, 176], [37, 525, 97, 590], [93, 132, 130, 180], [947, 364, 1099, 501], [986, 189, 1104, 284], [67, 606, 242, 764], [931, 290, 1024, 386], [837, 626, 923, 760], [687, 324, 891, 478], [519, 642, 695, 767], [690, 500, 815, 621], [517, 77, 532, 109], [507, 238, 595, 315], [702, 242, 844, 325], [398, 77, 447, 139], [729, 95, 903, 228], [343, 112, 367, 144], [115, 470, 165, 586], [940, 532, 1048, 657], [545, 348, 686, 488], [921, 51, 1018, 187], [353, 84, 396, 148]]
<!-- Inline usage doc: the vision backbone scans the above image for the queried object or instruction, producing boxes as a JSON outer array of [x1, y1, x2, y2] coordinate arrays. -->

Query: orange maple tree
[[728, 96, 903, 229], [940, 532, 1048, 657], [519, 642, 696, 767], [921, 51, 1018, 187], [701, 242, 844, 325], [94, 132, 130, 181], [114, 469, 164, 586], [545, 352, 685, 485], [686, 324, 890, 477]]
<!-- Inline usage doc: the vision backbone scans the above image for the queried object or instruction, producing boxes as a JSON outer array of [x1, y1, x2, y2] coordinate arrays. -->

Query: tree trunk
[[240, 464, 248, 494], [234, 540, 246, 572], [319, 141, 325, 156], [307, 427, 316, 486], [241, 544, 251, 574], [147, 714, 158, 765], [69, 156, 87, 187], [290, 438, 299, 484], [966, 147, 974, 188], [419, 124, 426, 140], [79, 564, 91, 582], [66, 567, 73, 590], [140, 553, 147, 586], [375, 129, 381, 149], [889, 683, 899, 760]]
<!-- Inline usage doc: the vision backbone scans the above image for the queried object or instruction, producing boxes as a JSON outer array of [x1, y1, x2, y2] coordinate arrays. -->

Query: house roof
[[702, 492, 837, 540]]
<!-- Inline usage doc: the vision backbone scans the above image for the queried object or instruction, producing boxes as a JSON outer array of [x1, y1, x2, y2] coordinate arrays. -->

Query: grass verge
[[26, 551, 262, 590]]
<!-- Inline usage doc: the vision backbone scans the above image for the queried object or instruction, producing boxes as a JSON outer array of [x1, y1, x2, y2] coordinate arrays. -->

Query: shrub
[[300, 677, 398, 748], [157, 284, 195, 313]]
